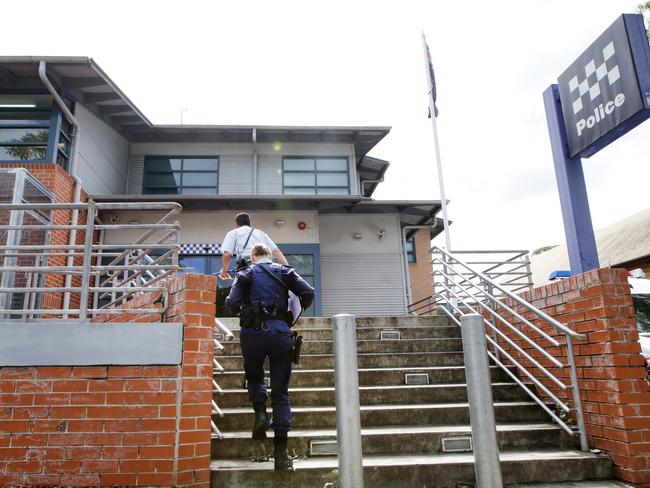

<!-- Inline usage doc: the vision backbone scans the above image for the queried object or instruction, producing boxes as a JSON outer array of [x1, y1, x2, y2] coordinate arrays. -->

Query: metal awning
[[0, 57, 390, 160], [92, 194, 444, 238], [358, 156, 390, 197]]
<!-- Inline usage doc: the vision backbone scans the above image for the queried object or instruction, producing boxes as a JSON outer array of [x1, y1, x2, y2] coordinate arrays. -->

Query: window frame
[[406, 238, 416, 264], [142, 155, 220, 195], [282, 156, 350, 195]]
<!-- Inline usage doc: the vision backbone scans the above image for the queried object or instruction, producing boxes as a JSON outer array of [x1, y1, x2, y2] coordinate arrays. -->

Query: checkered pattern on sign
[[568, 41, 620, 114], [180, 243, 222, 255]]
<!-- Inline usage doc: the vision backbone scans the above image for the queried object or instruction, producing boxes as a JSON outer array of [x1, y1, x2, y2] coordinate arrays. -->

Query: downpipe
[[38, 60, 84, 318]]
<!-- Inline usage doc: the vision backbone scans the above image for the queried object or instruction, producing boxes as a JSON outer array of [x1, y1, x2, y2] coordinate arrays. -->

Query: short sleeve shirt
[[221, 226, 278, 258]]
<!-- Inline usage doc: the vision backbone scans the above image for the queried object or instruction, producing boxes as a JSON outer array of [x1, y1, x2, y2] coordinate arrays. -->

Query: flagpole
[[421, 32, 452, 252]]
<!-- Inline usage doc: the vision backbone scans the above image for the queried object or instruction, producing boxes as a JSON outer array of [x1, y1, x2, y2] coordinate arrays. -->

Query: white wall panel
[[321, 254, 407, 316], [319, 214, 406, 316], [75, 104, 130, 195], [219, 156, 253, 194]]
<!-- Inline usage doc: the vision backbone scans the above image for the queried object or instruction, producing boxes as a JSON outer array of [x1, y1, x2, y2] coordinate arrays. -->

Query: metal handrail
[[408, 246, 588, 452], [0, 201, 181, 321], [211, 318, 234, 438]]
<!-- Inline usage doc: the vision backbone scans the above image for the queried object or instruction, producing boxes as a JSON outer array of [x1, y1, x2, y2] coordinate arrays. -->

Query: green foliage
[[634, 295, 650, 333], [3, 130, 48, 161], [638, 2, 650, 41]]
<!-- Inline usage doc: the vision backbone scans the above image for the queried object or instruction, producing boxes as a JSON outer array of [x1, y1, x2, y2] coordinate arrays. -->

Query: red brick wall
[[492, 268, 650, 484], [0, 163, 88, 311], [408, 229, 434, 309], [0, 273, 216, 487]]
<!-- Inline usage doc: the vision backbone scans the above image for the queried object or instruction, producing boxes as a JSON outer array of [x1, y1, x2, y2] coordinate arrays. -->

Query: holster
[[291, 331, 303, 365], [239, 302, 263, 329]]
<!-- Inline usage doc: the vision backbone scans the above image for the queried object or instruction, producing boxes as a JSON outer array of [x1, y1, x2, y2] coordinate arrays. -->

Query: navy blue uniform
[[225, 260, 314, 436]]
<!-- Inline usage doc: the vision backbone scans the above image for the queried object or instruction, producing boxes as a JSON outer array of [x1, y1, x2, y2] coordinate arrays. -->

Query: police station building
[[0, 57, 442, 317]]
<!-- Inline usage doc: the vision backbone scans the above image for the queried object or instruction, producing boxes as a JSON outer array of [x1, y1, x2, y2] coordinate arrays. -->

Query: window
[[283, 157, 349, 195], [406, 238, 416, 263], [143, 156, 219, 195], [0, 93, 74, 170]]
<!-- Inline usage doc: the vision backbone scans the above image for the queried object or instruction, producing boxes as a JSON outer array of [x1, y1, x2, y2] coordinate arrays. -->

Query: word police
[[575, 92, 625, 136]]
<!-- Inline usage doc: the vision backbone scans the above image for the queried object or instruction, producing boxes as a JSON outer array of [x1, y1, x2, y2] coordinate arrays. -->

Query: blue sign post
[[545, 14, 650, 274]]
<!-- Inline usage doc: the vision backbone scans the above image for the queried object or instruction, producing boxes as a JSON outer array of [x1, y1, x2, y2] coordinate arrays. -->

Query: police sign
[[558, 14, 650, 158]]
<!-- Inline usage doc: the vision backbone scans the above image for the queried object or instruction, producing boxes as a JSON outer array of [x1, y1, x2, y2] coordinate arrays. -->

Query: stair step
[[212, 423, 576, 459], [217, 315, 453, 330], [222, 325, 461, 341], [217, 351, 465, 370], [217, 383, 528, 408], [212, 402, 550, 431], [210, 449, 613, 488], [214, 365, 511, 388], [222, 338, 463, 355]]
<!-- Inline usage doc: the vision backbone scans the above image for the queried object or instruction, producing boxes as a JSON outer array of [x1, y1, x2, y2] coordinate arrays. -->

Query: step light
[[380, 330, 401, 340], [441, 436, 472, 453], [404, 373, 429, 385], [310, 440, 338, 456]]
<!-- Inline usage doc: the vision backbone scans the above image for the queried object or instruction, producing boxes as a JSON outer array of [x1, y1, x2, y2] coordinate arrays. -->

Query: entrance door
[[279, 244, 321, 317]]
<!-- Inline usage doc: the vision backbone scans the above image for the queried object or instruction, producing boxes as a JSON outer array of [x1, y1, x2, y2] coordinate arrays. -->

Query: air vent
[[310, 440, 338, 456], [405, 373, 429, 385], [380, 330, 401, 340], [442, 436, 472, 453]]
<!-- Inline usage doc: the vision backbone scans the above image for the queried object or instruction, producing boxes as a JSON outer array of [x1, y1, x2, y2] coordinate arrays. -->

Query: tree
[[638, 1, 650, 41], [3, 130, 48, 161]]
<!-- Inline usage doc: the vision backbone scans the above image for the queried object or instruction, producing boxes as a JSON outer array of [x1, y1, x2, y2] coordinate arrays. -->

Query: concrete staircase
[[210, 316, 612, 488]]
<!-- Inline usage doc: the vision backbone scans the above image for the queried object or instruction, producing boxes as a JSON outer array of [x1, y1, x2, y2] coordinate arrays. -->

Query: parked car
[[630, 278, 650, 375]]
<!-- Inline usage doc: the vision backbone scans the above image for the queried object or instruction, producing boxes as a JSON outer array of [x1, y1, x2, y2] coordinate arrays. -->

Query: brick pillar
[[408, 229, 434, 309], [496, 268, 650, 484]]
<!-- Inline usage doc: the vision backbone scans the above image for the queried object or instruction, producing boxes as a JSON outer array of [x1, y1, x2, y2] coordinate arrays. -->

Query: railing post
[[484, 281, 500, 361], [78, 200, 96, 321], [460, 313, 503, 488], [565, 333, 589, 451], [332, 314, 364, 488]]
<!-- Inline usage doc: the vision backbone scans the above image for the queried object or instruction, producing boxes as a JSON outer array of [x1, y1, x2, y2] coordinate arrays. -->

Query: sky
[[3, 0, 648, 253]]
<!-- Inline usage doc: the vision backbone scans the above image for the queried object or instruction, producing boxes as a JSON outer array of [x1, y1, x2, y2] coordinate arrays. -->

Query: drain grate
[[310, 440, 338, 456], [380, 330, 401, 340], [442, 436, 472, 453], [404, 373, 429, 385]]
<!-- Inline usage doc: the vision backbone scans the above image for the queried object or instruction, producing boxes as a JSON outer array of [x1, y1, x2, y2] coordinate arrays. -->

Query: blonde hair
[[251, 243, 272, 258]]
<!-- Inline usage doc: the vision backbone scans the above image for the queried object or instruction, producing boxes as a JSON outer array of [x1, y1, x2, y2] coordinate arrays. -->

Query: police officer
[[219, 213, 289, 280], [225, 243, 314, 471]]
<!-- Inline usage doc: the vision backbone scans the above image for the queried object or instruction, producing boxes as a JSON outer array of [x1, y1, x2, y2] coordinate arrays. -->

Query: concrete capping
[[0, 322, 183, 366]]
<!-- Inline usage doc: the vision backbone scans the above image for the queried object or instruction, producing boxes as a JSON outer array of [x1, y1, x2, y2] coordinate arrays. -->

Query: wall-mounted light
[[352, 233, 363, 240], [0, 104, 36, 108], [274, 219, 286, 227], [272, 141, 282, 151]]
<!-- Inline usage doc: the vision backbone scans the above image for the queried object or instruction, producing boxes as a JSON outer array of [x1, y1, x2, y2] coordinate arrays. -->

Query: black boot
[[273, 435, 293, 471], [252, 402, 268, 440]]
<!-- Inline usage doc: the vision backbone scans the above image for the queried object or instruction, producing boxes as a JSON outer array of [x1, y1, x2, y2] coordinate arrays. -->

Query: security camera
[[109, 214, 119, 223], [378, 229, 386, 239]]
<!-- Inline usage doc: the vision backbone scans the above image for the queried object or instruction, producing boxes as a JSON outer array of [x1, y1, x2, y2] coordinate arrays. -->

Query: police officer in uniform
[[225, 243, 315, 470]]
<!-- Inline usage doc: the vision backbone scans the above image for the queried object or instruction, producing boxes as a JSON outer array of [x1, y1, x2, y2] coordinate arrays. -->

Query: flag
[[423, 34, 439, 118]]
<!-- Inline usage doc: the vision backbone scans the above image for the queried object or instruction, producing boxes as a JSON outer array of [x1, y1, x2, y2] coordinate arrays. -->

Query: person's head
[[251, 243, 272, 263], [235, 212, 251, 228]]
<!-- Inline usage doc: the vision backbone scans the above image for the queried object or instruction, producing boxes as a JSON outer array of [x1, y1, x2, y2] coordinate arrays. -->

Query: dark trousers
[[239, 320, 293, 436]]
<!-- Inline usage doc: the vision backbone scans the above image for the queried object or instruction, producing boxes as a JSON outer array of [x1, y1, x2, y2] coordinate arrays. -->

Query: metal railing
[[0, 201, 181, 320], [409, 246, 588, 451], [211, 318, 235, 438]]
